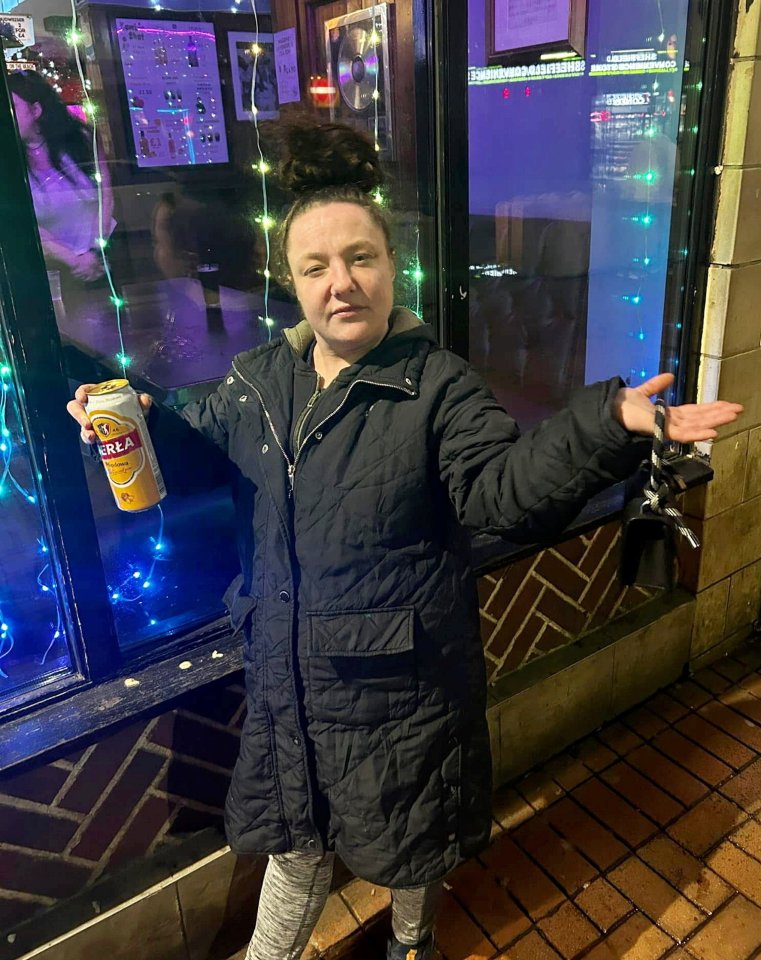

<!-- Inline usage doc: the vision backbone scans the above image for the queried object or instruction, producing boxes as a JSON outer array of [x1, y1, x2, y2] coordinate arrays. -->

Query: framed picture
[[228, 31, 279, 122], [115, 18, 230, 168], [487, 0, 587, 66], [324, 4, 394, 160]]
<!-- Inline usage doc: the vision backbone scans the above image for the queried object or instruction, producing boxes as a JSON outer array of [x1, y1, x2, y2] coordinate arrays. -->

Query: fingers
[[665, 400, 744, 442], [74, 383, 97, 404], [138, 393, 153, 412], [636, 372, 675, 397], [66, 399, 96, 444], [68, 384, 98, 445]]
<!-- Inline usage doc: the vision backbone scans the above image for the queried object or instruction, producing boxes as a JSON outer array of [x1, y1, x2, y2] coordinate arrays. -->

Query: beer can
[[86, 379, 167, 513]]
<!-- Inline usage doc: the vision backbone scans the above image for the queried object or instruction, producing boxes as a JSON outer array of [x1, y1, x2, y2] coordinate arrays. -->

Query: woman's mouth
[[331, 306, 365, 319]]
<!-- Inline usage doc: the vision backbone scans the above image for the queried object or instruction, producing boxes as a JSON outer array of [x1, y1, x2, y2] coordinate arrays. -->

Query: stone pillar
[[682, 0, 761, 668]]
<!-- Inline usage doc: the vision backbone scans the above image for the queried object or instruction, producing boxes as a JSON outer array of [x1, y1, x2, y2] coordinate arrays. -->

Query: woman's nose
[[329, 261, 355, 294]]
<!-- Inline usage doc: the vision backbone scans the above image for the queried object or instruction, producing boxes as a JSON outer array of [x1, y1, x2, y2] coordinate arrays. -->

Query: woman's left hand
[[614, 373, 744, 442]]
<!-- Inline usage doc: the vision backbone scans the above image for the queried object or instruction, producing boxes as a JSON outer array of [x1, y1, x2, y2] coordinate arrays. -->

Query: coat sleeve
[[434, 363, 649, 543], [146, 372, 235, 494]]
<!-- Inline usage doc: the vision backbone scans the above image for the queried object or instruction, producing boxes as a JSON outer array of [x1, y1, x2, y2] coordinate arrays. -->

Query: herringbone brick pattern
[[0, 681, 246, 931], [480, 523, 657, 683]]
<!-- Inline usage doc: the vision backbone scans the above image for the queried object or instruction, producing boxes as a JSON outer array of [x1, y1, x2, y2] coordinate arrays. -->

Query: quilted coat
[[151, 308, 646, 888]]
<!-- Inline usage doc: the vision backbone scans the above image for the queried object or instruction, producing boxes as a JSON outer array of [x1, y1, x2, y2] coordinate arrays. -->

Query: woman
[[9, 70, 114, 283], [68, 122, 742, 960]]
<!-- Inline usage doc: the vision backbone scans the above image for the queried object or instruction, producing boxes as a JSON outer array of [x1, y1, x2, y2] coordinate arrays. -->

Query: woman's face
[[11, 94, 41, 144], [286, 201, 395, 359]]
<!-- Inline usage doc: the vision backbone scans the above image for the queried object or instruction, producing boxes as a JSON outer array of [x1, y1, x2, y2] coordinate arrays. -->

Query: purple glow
[[116, 25, 215, 40], [67, 104, 87, 124]]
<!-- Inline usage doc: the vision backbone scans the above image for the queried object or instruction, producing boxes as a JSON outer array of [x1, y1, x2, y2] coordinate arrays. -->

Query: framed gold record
[[324, 5, 394, 160]]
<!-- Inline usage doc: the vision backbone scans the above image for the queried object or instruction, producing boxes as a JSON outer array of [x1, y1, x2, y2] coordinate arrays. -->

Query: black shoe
[[386, 934, 435, 960]]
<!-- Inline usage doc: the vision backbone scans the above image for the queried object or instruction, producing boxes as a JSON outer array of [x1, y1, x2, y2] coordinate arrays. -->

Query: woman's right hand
[[67, 385, 153, 445]]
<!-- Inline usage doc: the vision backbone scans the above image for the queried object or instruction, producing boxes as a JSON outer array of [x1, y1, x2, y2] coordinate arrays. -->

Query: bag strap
[[643, 399, 700, 549]]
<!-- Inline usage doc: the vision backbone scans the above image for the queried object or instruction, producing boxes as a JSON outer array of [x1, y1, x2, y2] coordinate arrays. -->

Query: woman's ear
[[31, 101, 43, 122], [389, 248, 397, 282]]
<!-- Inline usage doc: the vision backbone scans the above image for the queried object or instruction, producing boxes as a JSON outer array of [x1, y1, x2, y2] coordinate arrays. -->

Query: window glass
[[0, 322, 76, 700], [468, 0, 694, 427], [7, 0, 433, 652]]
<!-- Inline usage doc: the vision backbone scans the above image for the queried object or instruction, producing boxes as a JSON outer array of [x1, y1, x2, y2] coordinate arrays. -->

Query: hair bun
[[273, 120, 383, 196]]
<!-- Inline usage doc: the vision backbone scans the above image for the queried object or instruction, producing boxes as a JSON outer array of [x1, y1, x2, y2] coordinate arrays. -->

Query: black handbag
[[620, 399, 700, 590]]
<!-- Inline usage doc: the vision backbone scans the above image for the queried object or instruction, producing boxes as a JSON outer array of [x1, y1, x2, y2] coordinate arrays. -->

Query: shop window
[[468, 0, 699, 427], [0, 324, 78, 698], [2, 0, 434, 704]]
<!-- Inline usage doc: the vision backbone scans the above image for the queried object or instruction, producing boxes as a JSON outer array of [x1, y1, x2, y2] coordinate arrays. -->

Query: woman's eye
[[305, 266, 323, 277]]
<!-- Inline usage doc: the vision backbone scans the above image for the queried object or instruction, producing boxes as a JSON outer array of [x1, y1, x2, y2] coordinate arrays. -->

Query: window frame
[[447, 0, 733, 404], [0, 0, 441, 747]]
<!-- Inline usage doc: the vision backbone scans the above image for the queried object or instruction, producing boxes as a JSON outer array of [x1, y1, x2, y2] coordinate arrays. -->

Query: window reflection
[[6, 0, 432, 654], [469, 0, 692, 428]]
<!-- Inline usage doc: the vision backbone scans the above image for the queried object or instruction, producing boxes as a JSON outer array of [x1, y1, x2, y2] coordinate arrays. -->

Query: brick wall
[[679, 1, 761, 668], [480, 522, 658, 685], [0, 680, 245, 934]]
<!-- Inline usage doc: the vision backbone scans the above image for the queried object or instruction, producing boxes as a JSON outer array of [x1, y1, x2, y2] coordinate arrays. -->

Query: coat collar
[[282, 306, 426, 356], [283, 307, 435, 394], [234, 308, 436, 396]]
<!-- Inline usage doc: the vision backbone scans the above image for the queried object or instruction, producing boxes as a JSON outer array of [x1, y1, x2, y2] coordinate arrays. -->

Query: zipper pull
[[287, 463, 295, 494]]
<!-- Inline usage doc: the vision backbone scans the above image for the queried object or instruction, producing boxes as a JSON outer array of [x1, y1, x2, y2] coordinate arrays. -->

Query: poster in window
[[228, 31, 279, 122], [275, 27, 300, 105], [115, 18, 229, 168], [487, 0, 587, 66]]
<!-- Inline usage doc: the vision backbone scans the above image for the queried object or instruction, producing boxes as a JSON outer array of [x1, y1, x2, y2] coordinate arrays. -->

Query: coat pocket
[[223, 574, 258, 637], [306, 607, 417, 727]]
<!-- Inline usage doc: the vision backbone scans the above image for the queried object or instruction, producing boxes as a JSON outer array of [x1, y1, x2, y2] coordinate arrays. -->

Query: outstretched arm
[[436, 367, 742, 543]]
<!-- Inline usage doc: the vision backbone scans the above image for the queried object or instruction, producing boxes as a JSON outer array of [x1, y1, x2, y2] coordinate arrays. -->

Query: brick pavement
[[432, 642, 761, 959], [231, 642, 761, 960]]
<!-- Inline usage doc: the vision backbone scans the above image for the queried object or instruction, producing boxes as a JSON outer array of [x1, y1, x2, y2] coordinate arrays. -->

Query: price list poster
[[116, 18, 229, 168]]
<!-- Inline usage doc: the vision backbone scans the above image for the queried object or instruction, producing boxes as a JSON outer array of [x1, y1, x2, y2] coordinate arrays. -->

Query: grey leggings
[[246, 850, 443, 960]]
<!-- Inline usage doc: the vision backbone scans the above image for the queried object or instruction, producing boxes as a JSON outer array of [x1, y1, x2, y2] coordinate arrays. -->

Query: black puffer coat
[[152, 309, 644, 887]]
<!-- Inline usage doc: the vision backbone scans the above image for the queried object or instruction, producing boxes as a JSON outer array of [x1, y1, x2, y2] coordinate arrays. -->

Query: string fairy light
[[66, 0, 130, 376], [247, 5, 275, 338], [106, 504, 167, 628], [61, 9, 170, 628], [367, 6, 424, 316], [0, 344, 66, 678]]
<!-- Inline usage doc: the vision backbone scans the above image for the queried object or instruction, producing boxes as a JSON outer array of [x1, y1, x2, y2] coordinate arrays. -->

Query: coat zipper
[[291, 377, 416, 482], [293, 378, 322, 455], [232, 360, 416, 493]]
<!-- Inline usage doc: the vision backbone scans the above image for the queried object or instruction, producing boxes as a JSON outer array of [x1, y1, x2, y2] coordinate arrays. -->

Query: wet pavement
[[236, 640, 761, 959]]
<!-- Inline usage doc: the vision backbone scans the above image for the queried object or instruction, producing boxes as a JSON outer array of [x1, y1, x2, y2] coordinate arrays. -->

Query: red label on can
[[97, 428, 143, 461]]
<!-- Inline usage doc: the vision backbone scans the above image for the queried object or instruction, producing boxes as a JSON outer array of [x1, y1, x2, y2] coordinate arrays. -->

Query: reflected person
[[9, 70, 114, 284]]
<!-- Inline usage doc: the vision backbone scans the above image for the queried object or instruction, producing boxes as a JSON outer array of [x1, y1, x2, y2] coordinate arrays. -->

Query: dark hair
[[8, 71, 95, 181], [270, 120, 393, 286]]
